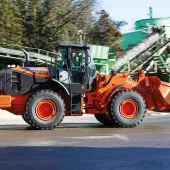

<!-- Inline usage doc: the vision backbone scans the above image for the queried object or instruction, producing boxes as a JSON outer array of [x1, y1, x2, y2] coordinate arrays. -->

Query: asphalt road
[[0, 113, 170, 170]]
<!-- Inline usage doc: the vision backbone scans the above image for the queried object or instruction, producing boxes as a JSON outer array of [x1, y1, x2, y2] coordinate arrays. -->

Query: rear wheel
[[94, 114, 117, 126], [109, 90, 146, 128], [23, 89, 65, 130]]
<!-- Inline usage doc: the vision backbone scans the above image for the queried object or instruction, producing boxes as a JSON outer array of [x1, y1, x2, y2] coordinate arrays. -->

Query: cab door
[[69, 48, 86, 114]]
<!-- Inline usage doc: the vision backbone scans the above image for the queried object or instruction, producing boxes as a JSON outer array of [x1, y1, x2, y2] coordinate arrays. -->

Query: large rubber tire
[[109, 89, 146, 128], [22, 114, 31, 125], [94, 114, 117, 126], [23, 89, 65, 130]]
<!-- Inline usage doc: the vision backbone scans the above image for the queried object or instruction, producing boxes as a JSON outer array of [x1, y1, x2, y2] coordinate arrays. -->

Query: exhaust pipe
[[23, 49, 30, 66]]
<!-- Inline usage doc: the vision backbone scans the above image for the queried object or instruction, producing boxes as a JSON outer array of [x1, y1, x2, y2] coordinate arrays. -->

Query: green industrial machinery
[[117, 7, 170, 82]]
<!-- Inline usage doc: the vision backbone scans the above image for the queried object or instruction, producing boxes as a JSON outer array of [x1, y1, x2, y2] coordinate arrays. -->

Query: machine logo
[[126, 79, 145, 92], [24, 68, 49, 75]]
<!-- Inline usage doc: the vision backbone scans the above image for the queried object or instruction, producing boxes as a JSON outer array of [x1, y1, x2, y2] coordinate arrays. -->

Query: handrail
[[158, 55, 170, 72], [0, 42, 53, 57]]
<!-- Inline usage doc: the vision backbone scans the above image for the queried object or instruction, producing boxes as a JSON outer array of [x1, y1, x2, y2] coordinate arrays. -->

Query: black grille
[[12, 72, 21, 92]]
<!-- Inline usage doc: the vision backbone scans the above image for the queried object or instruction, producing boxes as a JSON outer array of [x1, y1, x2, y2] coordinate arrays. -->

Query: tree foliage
[[14, 0, 97, 50], [70, 0, 96, 43], [0, 0, 127, 54], [87, 10, 123, 55], [114, 20, 128, 30], [15, 0, 73, 49], [0, 0, 23, 44]]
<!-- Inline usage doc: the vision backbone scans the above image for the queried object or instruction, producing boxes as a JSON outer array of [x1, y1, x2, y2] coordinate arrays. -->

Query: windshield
[[56, 47, 86, 70]]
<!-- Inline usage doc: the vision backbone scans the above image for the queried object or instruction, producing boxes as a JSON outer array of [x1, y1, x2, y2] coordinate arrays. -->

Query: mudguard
[[52, 79, 70, 95], [105, 84, 125, 102]]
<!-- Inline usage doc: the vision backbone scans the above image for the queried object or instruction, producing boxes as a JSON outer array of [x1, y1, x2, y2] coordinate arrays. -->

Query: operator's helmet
[[71, 50, 78, 57]]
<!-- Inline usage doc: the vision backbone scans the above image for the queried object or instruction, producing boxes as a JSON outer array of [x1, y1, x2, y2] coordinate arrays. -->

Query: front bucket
[[159, 81, 170, 105], [148, 76, 170, 105]]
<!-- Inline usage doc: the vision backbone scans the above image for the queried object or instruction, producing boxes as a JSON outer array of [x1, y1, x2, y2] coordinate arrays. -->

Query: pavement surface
[[0, 110, 170, 170]]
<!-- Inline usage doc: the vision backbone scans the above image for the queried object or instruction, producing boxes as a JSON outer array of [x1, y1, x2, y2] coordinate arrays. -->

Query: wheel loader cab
[[57, 47, 85, 83], [55, 44, 97, 114], [55, 44, 97, 89]]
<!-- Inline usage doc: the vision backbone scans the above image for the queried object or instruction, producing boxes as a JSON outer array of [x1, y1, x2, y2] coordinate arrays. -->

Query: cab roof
[[57, 44, 90, 49]]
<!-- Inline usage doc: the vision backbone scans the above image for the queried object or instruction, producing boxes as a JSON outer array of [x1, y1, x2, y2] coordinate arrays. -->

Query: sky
[[100, 0, 170, 33]]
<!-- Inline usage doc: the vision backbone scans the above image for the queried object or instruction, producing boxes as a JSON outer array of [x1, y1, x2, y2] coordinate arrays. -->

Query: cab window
[[71, 49, 85, 70]]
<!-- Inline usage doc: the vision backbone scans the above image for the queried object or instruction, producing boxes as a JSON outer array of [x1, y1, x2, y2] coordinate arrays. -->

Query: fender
[[52, 79, 70, 95], [105, 84, 125, 102]]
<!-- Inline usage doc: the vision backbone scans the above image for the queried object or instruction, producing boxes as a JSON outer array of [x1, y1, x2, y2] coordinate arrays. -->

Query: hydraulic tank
[[135, 18, 170, 37]]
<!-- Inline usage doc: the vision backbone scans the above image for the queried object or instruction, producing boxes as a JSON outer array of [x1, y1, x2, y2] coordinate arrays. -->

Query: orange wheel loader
[[0, 44, 170, 130]]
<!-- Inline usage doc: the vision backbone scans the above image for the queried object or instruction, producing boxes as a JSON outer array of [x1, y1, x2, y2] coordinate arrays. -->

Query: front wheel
[[94, 114, 117, 126], [22, 114, 31, 125], [109, 90, 146, 128], [23, 89, 65, 130]]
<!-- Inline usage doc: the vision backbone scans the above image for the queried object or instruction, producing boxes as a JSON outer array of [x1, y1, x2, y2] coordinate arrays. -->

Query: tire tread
[[110, 89, 147, 128], [24, 89, 65, 130]]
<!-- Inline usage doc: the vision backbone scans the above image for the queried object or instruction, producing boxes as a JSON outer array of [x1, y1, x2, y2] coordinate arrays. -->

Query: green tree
[[14, 0, 98, 50], [114, 20, 128, 30], [13, 0, 124, 55], [15, 0, 75, 49], [87, 10, 124, 55], [15, 0, 46, 48], [0, 0, 23, 44], [70, 0, 97, 44]]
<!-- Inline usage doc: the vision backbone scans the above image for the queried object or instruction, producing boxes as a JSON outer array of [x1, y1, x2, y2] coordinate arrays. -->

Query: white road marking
[[69, 134, 129, 141], [19, 141, 79, 146]]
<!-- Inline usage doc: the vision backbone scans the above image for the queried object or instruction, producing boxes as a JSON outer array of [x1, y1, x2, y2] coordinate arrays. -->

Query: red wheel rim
[[120, 99, 138, 119], [36, 100, 56, 121]]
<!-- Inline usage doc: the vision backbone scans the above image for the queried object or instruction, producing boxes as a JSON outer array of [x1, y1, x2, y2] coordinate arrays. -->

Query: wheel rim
[[120, 99, 138, 119], [36, 100, 56, 121]]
